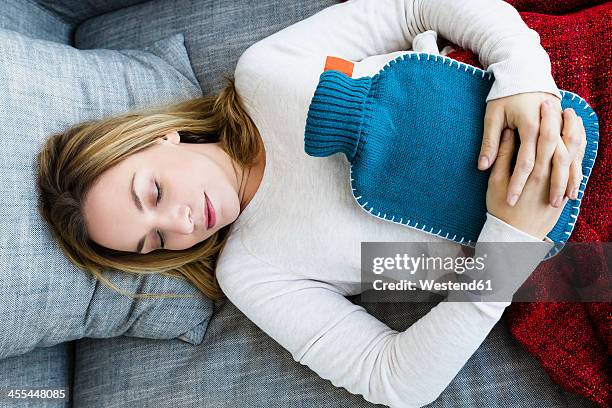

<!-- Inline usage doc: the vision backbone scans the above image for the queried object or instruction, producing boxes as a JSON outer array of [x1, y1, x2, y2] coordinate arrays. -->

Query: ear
[[161, 130, 181, 145]]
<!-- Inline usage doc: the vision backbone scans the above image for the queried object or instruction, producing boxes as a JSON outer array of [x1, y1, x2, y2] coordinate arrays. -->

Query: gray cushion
[[72, 298, 594, 408], [0, 0, 74, 44], [0, 29, 213, 360], [73, 0, 339, 95], [0, 342, 72, 408]]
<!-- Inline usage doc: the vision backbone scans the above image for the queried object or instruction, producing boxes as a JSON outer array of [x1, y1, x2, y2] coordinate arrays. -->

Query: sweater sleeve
[[235, 0, 560, 104], [216, 219, 552, 408], [459, 212, 555, 318]]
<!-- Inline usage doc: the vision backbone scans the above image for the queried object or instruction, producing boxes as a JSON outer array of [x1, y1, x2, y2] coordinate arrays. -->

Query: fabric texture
[[0, 343, 72, 408], [424, 1, 611, 406], [303, 53, 598, 250], [72, 0, 340, 96], [0, 0, 74, 44], [71, 299, 592, 408], [0, 29, 212, 360], [34, 0, 149, 25]]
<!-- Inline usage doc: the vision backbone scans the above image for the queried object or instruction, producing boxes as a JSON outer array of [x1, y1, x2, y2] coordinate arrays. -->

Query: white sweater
[[217, 1, 559, 407]]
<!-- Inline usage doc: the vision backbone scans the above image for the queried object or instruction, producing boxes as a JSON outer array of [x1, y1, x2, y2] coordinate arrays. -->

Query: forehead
[[83, 153, 145, 252]]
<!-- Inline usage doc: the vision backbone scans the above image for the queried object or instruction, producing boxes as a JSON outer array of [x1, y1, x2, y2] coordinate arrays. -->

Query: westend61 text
[[372, 279, 493, 291]]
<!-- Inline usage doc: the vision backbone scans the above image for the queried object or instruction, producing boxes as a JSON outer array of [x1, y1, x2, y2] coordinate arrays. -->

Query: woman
[[36, 0, 587, 406]]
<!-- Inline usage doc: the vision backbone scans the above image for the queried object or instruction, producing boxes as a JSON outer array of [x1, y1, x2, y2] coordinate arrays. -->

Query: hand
[[479, 92, 586, 208], [486, 128, 568, 240]]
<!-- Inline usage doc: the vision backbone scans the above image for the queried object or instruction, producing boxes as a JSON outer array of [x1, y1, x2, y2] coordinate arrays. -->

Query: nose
[[159, 204, 194, 235]]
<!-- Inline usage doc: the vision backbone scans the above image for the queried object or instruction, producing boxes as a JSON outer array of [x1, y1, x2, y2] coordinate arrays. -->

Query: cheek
[[175, 235, 202, 251]]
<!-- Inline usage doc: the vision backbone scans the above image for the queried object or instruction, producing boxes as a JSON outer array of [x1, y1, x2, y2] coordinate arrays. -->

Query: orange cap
[[324, 56, 354, 77]]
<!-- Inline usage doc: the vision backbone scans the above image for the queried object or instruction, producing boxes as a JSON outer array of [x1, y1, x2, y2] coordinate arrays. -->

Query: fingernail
[[478, 155, 489, 169], [572, 188, 579, 199], [552, 196, 561, 207], [508, 194, 519, 206]]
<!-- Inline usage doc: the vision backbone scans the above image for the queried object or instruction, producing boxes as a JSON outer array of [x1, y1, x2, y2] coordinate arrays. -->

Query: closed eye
[[156, 181, 163, 204], [155, 180, 165, 249]]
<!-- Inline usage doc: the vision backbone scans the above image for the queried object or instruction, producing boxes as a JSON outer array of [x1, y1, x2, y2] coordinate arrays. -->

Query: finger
[[545, 103, 568, 207], [507, 119, 538, 206], [567, 160, 582, 200], [562, 108, 583, 161], [550, 140, 570, 207], [480, 103, 505, 170], [566, 117, 587, 199], [560, 108, 583, 199], [532, 100, 561, 197], [490, 128, 516, 182]]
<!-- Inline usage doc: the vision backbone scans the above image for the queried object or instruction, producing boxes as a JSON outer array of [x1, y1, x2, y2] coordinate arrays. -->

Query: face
[[83, 131, 240, 254]]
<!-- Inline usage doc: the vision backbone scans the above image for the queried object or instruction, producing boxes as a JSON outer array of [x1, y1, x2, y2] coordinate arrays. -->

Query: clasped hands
[[480, 92, 587, 208]]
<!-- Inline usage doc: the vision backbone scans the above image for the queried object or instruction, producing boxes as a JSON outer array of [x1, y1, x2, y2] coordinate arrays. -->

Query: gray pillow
[[0, 29, 213, 359]]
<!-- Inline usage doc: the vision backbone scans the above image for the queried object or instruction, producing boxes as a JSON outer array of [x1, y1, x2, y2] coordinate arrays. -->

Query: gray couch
[[0, 1, 597, 407]]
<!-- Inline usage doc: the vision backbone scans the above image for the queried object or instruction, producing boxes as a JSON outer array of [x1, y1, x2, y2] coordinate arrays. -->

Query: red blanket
[[337, 0, 611, 405]]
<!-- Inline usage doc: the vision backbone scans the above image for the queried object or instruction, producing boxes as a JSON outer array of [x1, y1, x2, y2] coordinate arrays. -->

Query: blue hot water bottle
[[303, 52, 599, 256]]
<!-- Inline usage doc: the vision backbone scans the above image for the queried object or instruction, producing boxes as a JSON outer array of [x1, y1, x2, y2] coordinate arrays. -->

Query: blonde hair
[[36, 74, 262, 301]]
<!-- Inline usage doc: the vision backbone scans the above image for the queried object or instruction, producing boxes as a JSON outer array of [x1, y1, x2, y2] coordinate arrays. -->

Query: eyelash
[[155, 180, 165, 249]]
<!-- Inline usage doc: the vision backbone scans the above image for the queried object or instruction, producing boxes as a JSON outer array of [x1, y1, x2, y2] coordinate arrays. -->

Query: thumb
[[480, 103, 505, 170], [490, 128, 516, 181]]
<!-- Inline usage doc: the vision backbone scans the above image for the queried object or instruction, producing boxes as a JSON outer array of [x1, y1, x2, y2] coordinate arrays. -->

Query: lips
[[204, 192, 216, 230]]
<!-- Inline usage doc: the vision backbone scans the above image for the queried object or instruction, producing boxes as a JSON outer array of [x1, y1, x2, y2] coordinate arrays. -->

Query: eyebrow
[[130, 171, 147, 254]]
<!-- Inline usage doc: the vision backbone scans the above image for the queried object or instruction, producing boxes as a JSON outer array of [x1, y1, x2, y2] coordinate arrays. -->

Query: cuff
[[484, 31, 562, 103], [412, 30, 440, 54], [470, 301, 511, 320], [479, 212, 555, 247], [470, 213, 555, 308]]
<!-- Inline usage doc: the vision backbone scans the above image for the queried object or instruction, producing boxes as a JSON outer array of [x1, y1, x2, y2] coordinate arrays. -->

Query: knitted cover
[[303, 52, 599, 258]]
